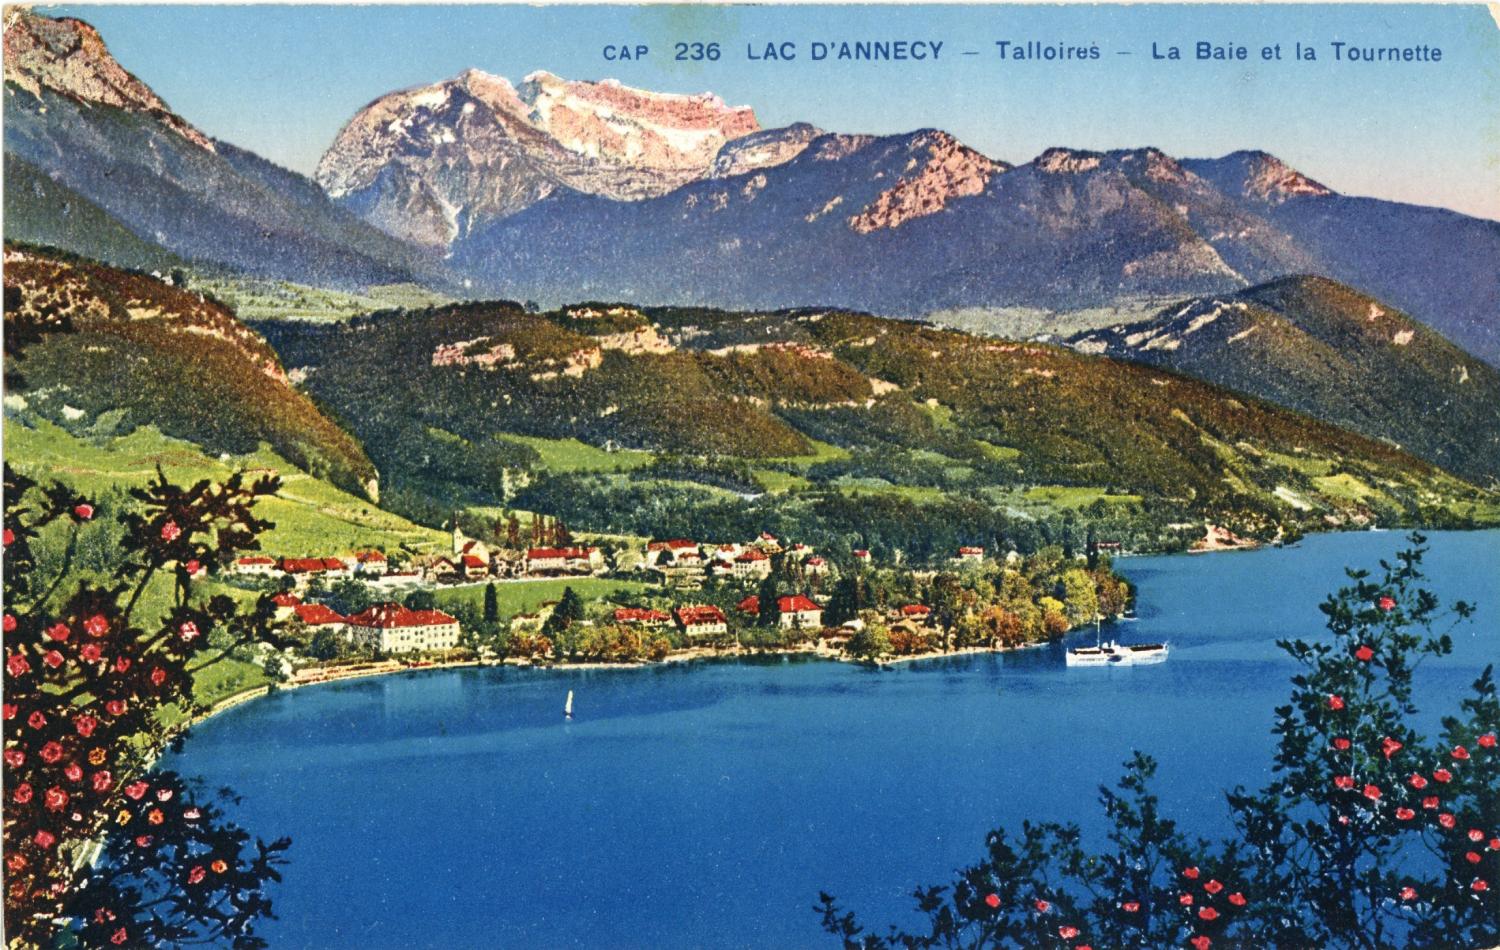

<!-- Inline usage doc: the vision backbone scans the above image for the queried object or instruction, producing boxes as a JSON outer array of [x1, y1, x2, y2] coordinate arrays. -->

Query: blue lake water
[[165, 530, 1499, 948]]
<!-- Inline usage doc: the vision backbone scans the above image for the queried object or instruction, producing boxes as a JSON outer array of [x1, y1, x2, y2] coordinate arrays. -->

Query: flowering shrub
[[3, 464, 291, 948], [819, 536, 1498, 948]]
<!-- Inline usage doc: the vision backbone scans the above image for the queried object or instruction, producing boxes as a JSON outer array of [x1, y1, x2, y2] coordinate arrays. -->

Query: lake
[[164, 530, 1499, 948]]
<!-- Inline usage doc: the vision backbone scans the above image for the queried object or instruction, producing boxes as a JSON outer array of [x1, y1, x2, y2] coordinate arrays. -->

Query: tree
[[826, 574, 865, 627], [403, 589, 436, 611], [845, 617, 892, 662], [543, 587, 586, 659], [756, 574, 781, 628], [2, 464, 290, 948], [818, 536, 1500, 949], [306, 627, 342, 661], [483, 582, 499, 624], [325, 577, 375, 617]]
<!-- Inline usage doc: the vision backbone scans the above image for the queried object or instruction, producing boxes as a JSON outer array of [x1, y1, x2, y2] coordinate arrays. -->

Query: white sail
[[564, 690, 574, 718]]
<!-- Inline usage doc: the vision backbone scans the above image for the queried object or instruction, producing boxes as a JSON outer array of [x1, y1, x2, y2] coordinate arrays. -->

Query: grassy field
[[191, 276, 451, 322], [434, 577, 651, 619], [1024, 486, 1145, 508], [502, 434, 654, 473], [4, 418, 446, 556]]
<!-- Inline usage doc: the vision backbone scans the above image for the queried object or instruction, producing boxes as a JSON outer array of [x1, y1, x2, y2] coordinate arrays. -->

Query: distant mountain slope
[[3, 245, 379, 499], [2, 9, 444, 290], [1183, 153, 1500, 367], [254, 296, 1494, 531], [315, 68, 761, 247], [1070, 276, 1500, 485]]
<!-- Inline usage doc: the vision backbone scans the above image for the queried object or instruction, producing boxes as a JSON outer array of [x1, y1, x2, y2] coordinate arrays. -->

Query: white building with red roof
[[674, 604, 728, 641], [350, 550, 389, 575], [525, 546, 604, 576], [957, 546, 985, 563], [852, 549, 872, 564], [804, 556, 828, 577], [293, 603, 347, 633], [732, 548, 771, 580], [460, 554, 489, 579], [614, 607, 671, 627], [346, 603, 462, 654], [777, 595, 823, 630], [233, 555, 278, 576]]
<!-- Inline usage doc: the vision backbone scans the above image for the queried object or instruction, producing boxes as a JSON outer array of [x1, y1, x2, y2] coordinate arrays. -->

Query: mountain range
[[5, 9, 1496, 369]]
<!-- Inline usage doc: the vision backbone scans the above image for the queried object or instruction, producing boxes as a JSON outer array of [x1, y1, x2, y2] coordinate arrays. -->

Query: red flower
[[5, 854, 26, 873], [1440, 813, 1457, 829], [110, 928, 128, 946], [1204, 880, 1223, 895], [1059, 926, 1079, 939], [113, 656, 130, 674], [3, 749, 22, 768], [1354, 645, 1374, 662], [1400, 886, 1416, 901], [183, 559, 200, 575], [27, 710, 46, 729], [64, 762, 83, 782], [1395, 808, 1415, 821], [983, 893, 1000, 909], [134, 835, 152, 848], [1121, 901, 1140, 912], [105, 699, 127, 716], [188, 865, 206, 885], [1362, 784, 1382, 801], [1465, 851, 1482, 864], [1409, 773, 1428, 789], [79, 643, 102, 662], [43, 650, 64, 669], [1199, 907, 1219, 921], [1469, 829, 1485, 842], [1227, 892, 1247, 907], [1433, 769, 1453, 783], [160, 520, 181, 542], [1333, 775, 1355, 790], [1378, 596, 1396, 611], [1, 614, 14, 633], [13, 783, 33, 804], [45, 623, 69, 642], [75, 714, 98, 737], [83, 615, 108, 637], [149, 667, 167, 687], [124, 781, 149, 801], [1179, 893, 1194, 906], [2, 528, 13, 546], [44, 786, 68, 812], [1423, 796, 1440, 809], [34, 830, 56, 849], [1190, 936, 1211, 950], [1182, 866, 1200, 879], [1474, 879, 1490, 893], [1034, 899, 1050, 913], [1479, 733, 1497, 749], [1489, 838, 1500, 851], [1452, 746, 1470, 761], [1332, 737, 1351, 750], [73, 503, 94, 520], [92, 772, 113, 793], [39, 741, 64, 764], [2, 704, 15, 720], [7, 653, 32, 677], [1381, 737, 1402, 759], [1327, 694, 1345, 711]]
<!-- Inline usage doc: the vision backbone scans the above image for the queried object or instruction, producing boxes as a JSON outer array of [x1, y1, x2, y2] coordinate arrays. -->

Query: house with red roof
[[732, 548, 771, 580], [233, 555, 277, 576], [614, 607, 671, 627], [525, 546, 604, 576], [777, 595, 823, 630], [852, 549, 872, 564], [270, 592, 301, 620], [674, 604, 728, 642], [460, 553, 489, 579], [957, 546, 985, 563], [279, 557, 352, 585], [804, 556, 828, 577], [736, 595, 760, 616], [899, 604, 933, 622], [345, 603, 462, 654], [351, 550, 389, 575], [293, 603, 346, 633]]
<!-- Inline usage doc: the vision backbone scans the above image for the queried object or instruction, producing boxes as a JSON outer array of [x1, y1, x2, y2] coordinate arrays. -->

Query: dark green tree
[[483, 582, 499, 623], [756, 574, 781, 628]]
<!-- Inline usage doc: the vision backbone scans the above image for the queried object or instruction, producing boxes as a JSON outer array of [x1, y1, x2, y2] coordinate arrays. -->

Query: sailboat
[[564, 690, 574, 720]]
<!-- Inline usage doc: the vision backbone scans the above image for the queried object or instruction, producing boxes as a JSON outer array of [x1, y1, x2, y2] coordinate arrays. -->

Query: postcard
[[2, 3, 1497, 947]]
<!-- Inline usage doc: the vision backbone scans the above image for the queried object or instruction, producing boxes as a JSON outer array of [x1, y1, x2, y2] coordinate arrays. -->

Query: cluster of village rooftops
[[224, 525, 1014, 657]]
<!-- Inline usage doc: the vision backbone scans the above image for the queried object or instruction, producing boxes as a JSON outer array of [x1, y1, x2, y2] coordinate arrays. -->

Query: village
[[216, 517, 1131, 678]]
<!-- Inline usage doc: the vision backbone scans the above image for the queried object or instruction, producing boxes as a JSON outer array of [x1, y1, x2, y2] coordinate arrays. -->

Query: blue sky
[[46, 3, 1500, 220]]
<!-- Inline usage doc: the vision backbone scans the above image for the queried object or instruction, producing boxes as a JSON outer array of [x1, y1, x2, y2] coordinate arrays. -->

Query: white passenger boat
[[1066, 616, 1168, 667]]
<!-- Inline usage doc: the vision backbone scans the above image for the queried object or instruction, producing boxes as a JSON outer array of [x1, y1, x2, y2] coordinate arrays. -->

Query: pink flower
[[183, 807, 201, 821], [63, 762, 83, 782], [7, 653, 31, 677], [1199, 907, 1219, 921], [1355, 645, 1374, 662], [160, 520, 181, 542], [1433, 769, 1453, 783], [188, 866, 206, 885], [27, 710, 46, 729], [1327, 694, 1345, 711], [1121, 901, 1140, 912], [110, 929, 129, 946], [1395, 808, 1415, 821], [1227, 892, 1247, 907], [34, 830, 56, 849], [75, 714, 98, 737], [149, 667, 167, 687], [44, 786, 69, 812], [39, 741, 64, 764], [1400, 886, 1416, 901], [1381, 737, 1403, 759], [113, 657, 130, 674], [124, 781, 149, 801], [1440, 813, 1457, 829], [1409, 773, 1428, 790], [155, 788, 173, 802], [73, 503, 94, 521], [184, 559, 200, 575], [1469, 829, 1485, 843], [92, 772, 113, 793], [1452, 746, 1470, 761], [1059, 926, 1079, 939], [179, 621, 200, 642], [1378, 596, 1396, 611], [1422, 796, 1440, 809], [3, 749, 23, 768], [13, 783, 33, 804], [83, 615, 108, 637], [133, 835, 152, 848]]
